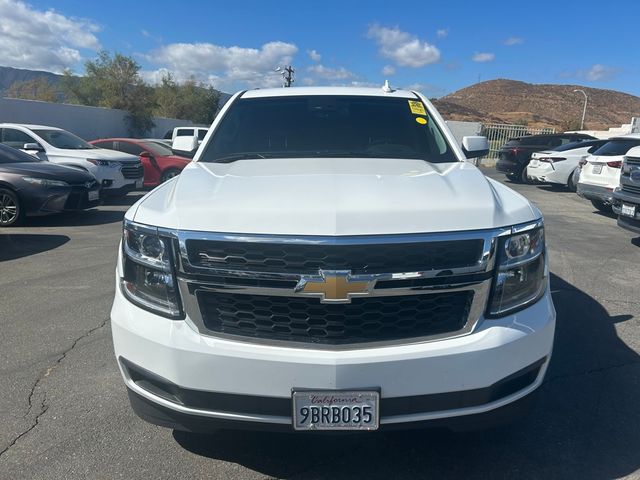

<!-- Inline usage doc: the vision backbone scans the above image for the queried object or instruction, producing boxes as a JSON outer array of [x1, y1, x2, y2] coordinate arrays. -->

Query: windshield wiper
[[214, 153, 267, 163]]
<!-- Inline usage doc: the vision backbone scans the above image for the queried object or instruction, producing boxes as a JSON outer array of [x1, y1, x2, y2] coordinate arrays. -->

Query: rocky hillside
[[433, 79, 640, 130]]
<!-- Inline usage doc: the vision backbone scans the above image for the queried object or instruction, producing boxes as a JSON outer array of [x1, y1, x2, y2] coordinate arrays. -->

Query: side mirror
[[140, 151, 153, 159], [461, 136, 489, 159], [23, 142, 44, 152]]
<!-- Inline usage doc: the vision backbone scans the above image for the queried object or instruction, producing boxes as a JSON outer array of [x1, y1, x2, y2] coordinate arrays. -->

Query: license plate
[[292, 390, 379, 431], [136, 179, 143, 188], [88, 190, 100, 201], [592, 164, 603, 174], [621, 203, 636, 217]]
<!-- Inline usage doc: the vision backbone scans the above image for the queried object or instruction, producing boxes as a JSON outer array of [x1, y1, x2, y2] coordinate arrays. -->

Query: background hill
[[433, 79, 640, 130], [0, 66, 62, 92]]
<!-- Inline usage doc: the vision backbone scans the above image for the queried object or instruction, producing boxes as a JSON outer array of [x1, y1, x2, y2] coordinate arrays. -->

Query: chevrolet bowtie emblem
[[295, 270, 374, 304]]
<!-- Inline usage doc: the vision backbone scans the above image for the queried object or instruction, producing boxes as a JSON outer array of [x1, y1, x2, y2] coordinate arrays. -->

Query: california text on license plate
[[292, 390, 379, 431], [592, 164, 603, 174], [621, 203, 636, 217]]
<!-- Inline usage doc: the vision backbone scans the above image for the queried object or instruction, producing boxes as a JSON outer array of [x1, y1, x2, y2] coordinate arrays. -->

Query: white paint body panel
[[113, 87, 555, 427]]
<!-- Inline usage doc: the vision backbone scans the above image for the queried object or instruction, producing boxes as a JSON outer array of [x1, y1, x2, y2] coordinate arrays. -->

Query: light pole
[[275, 65, 295, 87], [573, 89, 588, 130]]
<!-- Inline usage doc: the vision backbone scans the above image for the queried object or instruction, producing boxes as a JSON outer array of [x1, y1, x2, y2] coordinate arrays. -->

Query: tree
[[154, 72, 221, 125], [559, 118, 584, 132], [61, 51, 156, 135], [6, 78, 58, 102]]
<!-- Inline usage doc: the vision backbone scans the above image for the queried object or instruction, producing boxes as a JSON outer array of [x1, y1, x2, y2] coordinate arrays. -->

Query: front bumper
[[612, 188, 640, 233], [23, 185, 101, 216], [577, 182, 614, 204], [111, 276, 556, 431]]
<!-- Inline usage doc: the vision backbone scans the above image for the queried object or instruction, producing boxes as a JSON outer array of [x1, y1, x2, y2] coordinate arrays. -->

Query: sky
[[1, 0, 639, 97]]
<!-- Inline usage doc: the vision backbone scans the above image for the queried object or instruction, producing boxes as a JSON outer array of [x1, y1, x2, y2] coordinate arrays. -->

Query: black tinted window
[[1, 128, 36, 149], [117, 141, 144, 156], [93, 141, 114, 150], [0, 143, 39, 163], [201, 95, 456, 163], [176, 129, 194, 137], [197, 129, 208, 140], [592, 139, 640, 156]]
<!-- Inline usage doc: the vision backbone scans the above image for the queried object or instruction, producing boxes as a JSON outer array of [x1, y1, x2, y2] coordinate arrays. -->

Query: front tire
[[591, 199, 612, 213], [0, 188, 23, 227], [567, 171, 578, 192]]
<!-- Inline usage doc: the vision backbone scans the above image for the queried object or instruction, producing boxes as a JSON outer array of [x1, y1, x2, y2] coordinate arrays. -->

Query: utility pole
[[276, 65, 295, 87], [573, 89, 588, 130]]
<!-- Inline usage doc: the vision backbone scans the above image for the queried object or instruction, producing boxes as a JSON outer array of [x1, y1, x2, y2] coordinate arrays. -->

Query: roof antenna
[[382, 79, 394, 93]]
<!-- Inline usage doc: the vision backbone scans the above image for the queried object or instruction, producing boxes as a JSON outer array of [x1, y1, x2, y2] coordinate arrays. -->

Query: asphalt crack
[[0, 317, 110, 459]]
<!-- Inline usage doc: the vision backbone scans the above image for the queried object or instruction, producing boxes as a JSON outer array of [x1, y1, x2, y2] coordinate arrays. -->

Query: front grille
[[121, 163, 144, 179], [197, 290, 474, 345], [622, 184, 640, 195], [626, 157, 640, 167], [186, 239, 484, 274]]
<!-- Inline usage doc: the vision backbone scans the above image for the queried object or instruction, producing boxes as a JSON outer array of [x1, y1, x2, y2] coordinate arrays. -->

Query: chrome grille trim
[[140, 220, 542, 348]]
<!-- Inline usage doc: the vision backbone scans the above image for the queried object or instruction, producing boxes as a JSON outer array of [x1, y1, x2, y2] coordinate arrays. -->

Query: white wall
[[0, 97, 196, 140]]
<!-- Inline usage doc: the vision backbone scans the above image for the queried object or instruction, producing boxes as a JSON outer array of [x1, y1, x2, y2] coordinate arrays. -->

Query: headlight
[[487, 222, 547, 317], [22, 177, 69, 188], [121, 220, 182, 318], [87, 159, 119, 168]]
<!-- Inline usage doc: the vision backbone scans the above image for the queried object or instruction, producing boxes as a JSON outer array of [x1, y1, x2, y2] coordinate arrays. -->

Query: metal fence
[[481, 123, 555, 159]]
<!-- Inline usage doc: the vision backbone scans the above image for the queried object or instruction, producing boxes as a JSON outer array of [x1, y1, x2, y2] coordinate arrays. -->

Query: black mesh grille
[[121, 163, 144, 179], [197, 291, 474, 344], [186, 239, 483, 274], [622, 184, 640, 195]]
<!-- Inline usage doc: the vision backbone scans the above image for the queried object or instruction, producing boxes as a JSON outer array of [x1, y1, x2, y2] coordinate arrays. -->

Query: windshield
[[32, 129, 96, 150], [592, 139, 640, 156], [141, 141, 174, 156], [0, 144, 40, 163], [200, 95, 457, 163]]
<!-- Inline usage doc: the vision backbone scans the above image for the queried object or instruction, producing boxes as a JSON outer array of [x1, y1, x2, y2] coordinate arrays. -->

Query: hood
[[1, 161, 95, 183], [49, 147, 139, 163], [130, 158, 538, 235]]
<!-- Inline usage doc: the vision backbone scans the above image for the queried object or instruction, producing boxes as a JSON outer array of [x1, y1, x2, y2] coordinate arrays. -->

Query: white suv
[[0, 124, 144, 196], [577, 134, 640, 212], [111, 87, 555, 433]]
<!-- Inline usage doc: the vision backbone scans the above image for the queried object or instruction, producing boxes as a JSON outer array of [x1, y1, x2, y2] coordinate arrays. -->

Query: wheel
[[591, 199, 612, 213], [161, 169, 181, 183], [0, 188, 23, 227], [567, 171, 577, 192], [520, 167, 531, 184]]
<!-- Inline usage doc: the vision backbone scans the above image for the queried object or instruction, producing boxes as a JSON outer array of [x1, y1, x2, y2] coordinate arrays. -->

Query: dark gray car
[[0, 144, 101, 226]]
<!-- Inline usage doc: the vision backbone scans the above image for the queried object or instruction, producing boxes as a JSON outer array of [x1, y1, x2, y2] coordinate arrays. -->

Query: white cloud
[[403, 83, 446, 98], [436, 29, 449, 39], [585, 64, 616, 81], [308, 49, 321, 62], [0, 0, 100, 72], [146, 40, 298, 90], [504, 36, 523, 46], [472, 52, 495, 62], [382, 65, 395, 76], [307, 64, 355, 80], [367, 24, 440, 68]]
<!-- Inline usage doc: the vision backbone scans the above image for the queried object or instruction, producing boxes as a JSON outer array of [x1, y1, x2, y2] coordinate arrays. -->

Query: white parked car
[[527, 139, 608, 191], [111, 86, 555, 433], [577, 134, 640, 212], [0, 124, 144, 196]]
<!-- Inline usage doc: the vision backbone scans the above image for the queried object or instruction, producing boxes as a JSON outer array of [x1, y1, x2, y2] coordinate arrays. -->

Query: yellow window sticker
[[415, 117, 427, 125], [408, 100, 426, 115]]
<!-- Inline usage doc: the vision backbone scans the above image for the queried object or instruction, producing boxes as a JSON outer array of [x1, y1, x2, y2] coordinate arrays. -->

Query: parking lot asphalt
[[1, 169, 639, 479]]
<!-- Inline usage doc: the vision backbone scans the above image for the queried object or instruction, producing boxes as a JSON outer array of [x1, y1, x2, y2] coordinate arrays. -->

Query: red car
[[89, 138, 190, 187]]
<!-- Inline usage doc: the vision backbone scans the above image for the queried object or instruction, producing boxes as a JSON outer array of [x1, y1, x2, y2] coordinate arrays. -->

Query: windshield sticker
[[415, 117, 427, 125], [408, 100, 426, 115]]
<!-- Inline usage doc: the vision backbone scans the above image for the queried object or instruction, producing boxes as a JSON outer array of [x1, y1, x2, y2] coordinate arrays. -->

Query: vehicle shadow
[[101, 192, 145, 207], [0, 233, 70, 261], [21, 209, 126, 227], [172, 272, 639, 479]]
